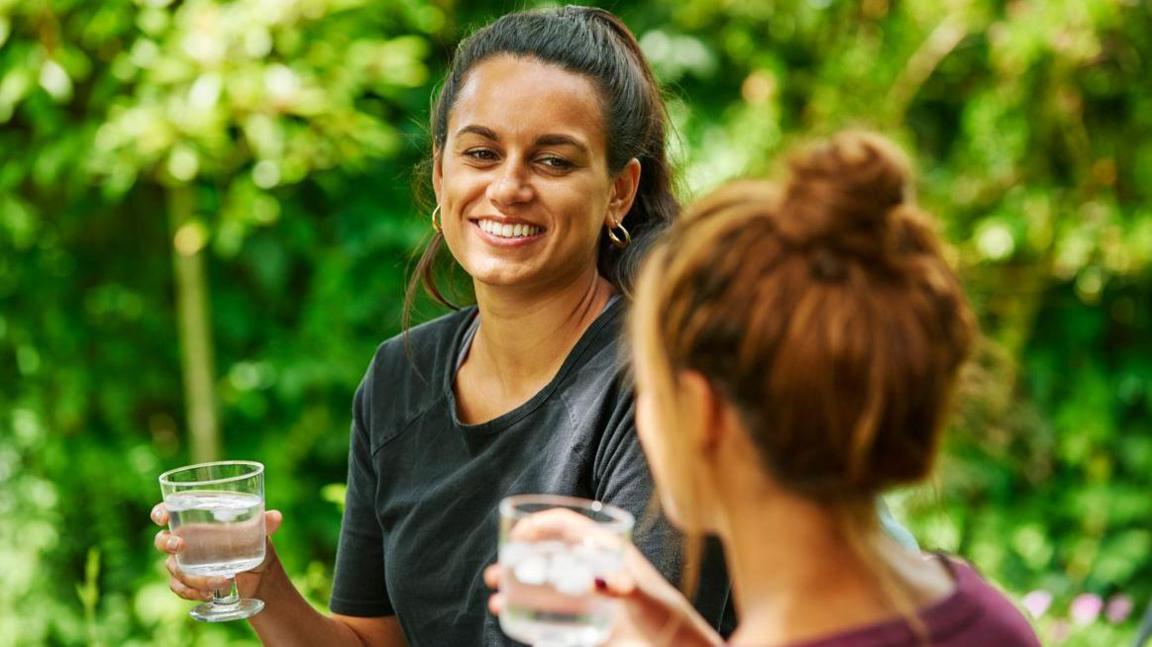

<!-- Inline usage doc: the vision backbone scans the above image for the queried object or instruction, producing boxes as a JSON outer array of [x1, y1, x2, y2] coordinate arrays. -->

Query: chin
[[465, 262, 537, 288]]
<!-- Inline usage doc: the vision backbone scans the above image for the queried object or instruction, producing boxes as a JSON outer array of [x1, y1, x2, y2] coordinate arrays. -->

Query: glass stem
[[212, 576, 240, 608]]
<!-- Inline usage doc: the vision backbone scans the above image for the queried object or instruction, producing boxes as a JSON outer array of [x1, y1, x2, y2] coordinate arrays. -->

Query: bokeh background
[[2, 0, 1150, 645]]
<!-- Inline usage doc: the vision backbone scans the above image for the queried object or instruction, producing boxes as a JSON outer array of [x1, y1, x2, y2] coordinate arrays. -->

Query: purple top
[[731, 556, 1041, 647]]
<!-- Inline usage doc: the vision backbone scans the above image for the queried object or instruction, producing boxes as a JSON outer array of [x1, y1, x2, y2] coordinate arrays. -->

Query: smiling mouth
[[476, 218, 544, 239]]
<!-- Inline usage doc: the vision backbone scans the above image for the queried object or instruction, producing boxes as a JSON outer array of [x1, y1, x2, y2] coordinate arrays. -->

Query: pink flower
[[1070, 593, 1103, 626], [1105, 594, 1134, 624], [1022, 590, 1053, 618], [1048, 619, 1071, 643]]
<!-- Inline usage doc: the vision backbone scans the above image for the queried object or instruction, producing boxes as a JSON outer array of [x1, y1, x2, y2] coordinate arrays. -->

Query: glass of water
[[498, 494, 634, 647], [158, 460, 266, 622]]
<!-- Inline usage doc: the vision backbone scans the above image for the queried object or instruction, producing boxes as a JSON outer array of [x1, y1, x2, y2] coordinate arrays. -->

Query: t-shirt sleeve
[[591, 395, 680, 575], [329, 373, 393, 617], [591, 384, 733, 631]]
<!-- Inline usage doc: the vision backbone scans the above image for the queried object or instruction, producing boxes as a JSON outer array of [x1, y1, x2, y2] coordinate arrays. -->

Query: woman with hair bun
[[492, 131, 1041, 645]]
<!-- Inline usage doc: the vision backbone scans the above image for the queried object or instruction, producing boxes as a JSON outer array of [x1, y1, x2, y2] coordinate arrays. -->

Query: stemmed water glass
[[158, 460, 266, 622]]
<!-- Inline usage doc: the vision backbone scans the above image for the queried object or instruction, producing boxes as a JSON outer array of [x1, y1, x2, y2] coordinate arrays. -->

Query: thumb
[[265, 509, 283, 536]]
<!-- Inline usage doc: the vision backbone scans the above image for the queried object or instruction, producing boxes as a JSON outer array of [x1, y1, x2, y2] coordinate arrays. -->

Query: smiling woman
[[149, 6, 730, 647]]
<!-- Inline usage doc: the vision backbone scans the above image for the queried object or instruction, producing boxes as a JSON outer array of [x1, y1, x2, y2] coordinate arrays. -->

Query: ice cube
[[164, 495, 191, 512], [547, 553, 595, 595], [585, 547, 623, 575], [513, 554, 549, 586], [212, 505, 243, 522], [500, 541, 529, 566]]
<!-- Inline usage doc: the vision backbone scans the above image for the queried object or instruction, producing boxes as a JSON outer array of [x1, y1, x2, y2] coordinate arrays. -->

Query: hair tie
[[811, 248, 848, 282]]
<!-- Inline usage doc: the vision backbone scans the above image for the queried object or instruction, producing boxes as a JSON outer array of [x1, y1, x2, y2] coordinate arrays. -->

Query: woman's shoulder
[[356, 307, 477, 403], [370, 307, 477, 369], [558, 296, 630, 377], [929, 555, 1042, 646], [350, 308, 477, 443]]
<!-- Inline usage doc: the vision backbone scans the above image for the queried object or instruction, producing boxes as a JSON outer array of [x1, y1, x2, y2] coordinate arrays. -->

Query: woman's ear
[[677, 370, 728, 455], [605, 158, 642, 226]]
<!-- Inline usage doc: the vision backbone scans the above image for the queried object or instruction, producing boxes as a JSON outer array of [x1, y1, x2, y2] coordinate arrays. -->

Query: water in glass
[[166, 491, 265, 577]]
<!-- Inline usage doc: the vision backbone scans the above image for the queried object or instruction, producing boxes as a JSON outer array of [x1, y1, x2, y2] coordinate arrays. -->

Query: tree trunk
[[168, 185, 220, 463]]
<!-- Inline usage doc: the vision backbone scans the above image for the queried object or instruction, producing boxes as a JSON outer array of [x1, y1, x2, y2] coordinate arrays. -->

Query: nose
[[486, 164, 533, 210]]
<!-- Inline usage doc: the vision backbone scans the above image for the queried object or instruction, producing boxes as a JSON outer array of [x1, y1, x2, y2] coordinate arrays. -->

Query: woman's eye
[[537, 156, 573, 170], [464, 149, 498, 162]]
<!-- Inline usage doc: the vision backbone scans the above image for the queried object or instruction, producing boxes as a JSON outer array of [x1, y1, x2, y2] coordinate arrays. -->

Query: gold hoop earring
[[431, 204, 442, 234], [607, 221, 631, 249]]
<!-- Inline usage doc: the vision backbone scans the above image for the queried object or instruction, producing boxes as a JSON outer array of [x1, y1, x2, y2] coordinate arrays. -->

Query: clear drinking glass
[[498, 494, 634, 647], [158, 460, 266, 622]]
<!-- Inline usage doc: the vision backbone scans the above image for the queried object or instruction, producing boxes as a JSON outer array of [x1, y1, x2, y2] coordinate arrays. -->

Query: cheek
[[560, 178, 612, 230], [437, 170, 481, 242], [438, 161, 484, 206], [636, 392, 695, 530], [635, 393, 656, 455]]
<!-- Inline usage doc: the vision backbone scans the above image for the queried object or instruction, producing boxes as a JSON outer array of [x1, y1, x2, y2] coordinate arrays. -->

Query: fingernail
[[594, 577, 607, 591], [151, 505, 162, 521], [166, 537, 179, 551]]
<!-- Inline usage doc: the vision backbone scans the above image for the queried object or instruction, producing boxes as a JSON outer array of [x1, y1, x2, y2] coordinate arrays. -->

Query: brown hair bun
[[778, 131, 918, 280]]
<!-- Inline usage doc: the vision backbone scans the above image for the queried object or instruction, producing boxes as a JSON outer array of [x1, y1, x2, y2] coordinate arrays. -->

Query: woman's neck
[[466, 268, 614, 402], [717, 494, 953, 646]]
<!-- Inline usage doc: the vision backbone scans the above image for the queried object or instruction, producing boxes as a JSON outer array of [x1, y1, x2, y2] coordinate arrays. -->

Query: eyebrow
[[455, 125, 590, 155], [456, 125, 499, 141], [535, 134, 589, 154]]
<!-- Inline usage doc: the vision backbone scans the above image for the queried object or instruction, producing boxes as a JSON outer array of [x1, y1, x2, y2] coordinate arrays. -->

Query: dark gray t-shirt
[[330, 299, 730, 645]]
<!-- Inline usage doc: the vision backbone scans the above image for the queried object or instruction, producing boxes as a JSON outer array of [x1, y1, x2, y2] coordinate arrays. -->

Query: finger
[[150, 503, 169, 527], [488, 592, 504, 615], [510, 510, 624, 554], [154, 529, 182, 555], [483, 564, 501, 589], [164, 557, 210, 601], [169, 575, 213, 602], [265, 509, 283, 536], [166, 556, 228, 592], [511, 508, 594, 542]]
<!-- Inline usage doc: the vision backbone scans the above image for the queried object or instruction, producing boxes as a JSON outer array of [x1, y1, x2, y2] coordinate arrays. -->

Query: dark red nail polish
[[594, 577, 607, 591]]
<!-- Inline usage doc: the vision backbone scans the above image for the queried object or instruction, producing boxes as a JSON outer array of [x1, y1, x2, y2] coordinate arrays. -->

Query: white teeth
[[479, 219, 541, 239]]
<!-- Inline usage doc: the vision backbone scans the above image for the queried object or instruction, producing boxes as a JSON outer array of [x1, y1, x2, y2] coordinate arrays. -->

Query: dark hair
[[406, 5, 676, 316]]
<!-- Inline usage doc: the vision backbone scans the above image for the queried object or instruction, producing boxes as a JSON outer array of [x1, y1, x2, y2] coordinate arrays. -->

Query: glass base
[[190, 597, 265, 623]]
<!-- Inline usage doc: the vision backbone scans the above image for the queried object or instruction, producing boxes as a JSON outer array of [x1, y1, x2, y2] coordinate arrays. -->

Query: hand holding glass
[[498, 495, 634, 647], [158, 460, 266, 622]]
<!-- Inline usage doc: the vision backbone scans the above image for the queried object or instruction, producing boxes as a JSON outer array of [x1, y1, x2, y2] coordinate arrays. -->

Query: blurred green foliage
[[1, 0, 1149, 645]]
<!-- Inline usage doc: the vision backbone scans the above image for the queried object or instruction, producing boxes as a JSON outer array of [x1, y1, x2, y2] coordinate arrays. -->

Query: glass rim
[[158, 460, 264, 487], [499, 494, 634, 532]]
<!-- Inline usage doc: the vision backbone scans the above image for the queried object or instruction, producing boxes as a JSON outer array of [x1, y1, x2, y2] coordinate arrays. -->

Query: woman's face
[[434, 55, 633, 292]]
